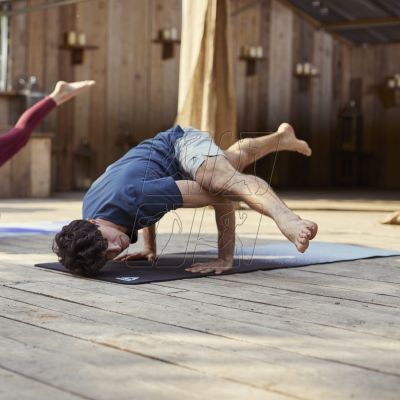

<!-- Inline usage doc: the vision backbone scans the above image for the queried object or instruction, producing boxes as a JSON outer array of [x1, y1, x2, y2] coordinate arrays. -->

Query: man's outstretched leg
[[195, 154, 317, 253], [223, 123, 311, 172]]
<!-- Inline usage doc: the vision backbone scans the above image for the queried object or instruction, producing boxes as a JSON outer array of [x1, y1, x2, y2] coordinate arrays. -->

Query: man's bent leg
[[223, 123, 312, 172], [195, 155, 317, 253]]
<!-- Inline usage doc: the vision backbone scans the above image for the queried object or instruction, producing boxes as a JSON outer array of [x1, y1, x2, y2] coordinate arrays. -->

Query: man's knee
[[196, 156, 238, 193]]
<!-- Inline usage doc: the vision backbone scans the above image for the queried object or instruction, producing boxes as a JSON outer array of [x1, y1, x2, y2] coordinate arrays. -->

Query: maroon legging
[[0, 97, 57, 168]]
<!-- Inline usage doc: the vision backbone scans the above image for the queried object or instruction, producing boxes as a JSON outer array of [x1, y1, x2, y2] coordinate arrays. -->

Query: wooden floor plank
[[4, 268, 400, 341], [214, 269, 400, 297], [151, 281, 400, 337], [1, 195, 400, 400], [205, 272, 400, 308], [296, 258, 400, 283], [1, 283, 399, 377], [0, 317, 286, 400], [0, 367, 85, 400], [1, 297, 399, 400]]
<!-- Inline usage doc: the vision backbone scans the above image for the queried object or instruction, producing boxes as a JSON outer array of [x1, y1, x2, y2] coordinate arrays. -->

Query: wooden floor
[[1, 191, 399, 400]]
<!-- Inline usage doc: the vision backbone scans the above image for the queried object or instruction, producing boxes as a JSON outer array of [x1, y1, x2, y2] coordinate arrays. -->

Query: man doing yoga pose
[[54, 123, 318, 276], [0, 80, 95, 167]]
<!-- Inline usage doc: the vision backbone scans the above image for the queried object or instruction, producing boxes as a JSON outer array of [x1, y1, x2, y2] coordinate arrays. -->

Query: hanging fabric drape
[[177, 0, 236, 149]]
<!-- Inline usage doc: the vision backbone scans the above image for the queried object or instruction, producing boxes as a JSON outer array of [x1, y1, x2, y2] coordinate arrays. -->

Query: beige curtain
[[176, 0, 236, 149]]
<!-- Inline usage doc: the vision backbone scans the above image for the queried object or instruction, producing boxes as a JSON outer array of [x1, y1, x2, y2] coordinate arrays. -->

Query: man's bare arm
[[114, 224, 156, 262], [143, 224, 156, 254], [214, 200, 235, 265], [176, 180, 236, 274]]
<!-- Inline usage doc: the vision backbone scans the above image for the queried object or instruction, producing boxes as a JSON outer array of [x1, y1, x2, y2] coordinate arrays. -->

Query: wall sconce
[[294, 62, 318, 91], [60, 31, 98, 65], [153, 28, 181, 60], [386, 74, 400, 90], [295, 62, 319, 77], [239, 45, 265, 76], [382, 74, 400, 108]]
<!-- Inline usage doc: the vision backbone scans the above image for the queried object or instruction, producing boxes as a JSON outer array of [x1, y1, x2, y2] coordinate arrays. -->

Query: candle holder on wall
[[153, 28, 181, 60], [382, 74, 400, 108], [294, 62, 319, 91], [239, 45, 265, 76], [59, 31, 98, 65]]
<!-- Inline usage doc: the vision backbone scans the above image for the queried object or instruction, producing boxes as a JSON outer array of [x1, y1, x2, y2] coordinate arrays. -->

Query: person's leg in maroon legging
[[0, 80, 95, 168]]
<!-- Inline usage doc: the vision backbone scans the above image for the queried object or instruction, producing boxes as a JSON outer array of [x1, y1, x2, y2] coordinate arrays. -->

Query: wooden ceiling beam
[[324, 16, 400, 31], [276, 0, 353, 47], [1, 0, 94, 16], [276, 0, 322, 29]]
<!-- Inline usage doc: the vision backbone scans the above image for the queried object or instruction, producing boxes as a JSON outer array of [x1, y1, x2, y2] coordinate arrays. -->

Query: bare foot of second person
[[50, 80, 96, 106], [381, 211, 400, 225]]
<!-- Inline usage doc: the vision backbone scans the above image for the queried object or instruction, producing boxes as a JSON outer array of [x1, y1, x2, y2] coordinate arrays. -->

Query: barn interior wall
[[6, 0, 399, 190], [350, 44, 400, 189], [9, 0, 181, 191]]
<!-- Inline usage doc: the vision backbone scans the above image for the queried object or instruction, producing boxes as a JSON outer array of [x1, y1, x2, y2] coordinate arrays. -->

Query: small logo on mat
[[115, 276, 140, 282]]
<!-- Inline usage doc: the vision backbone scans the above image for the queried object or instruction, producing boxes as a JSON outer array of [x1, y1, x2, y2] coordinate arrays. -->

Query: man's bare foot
[[49, 80, 96, 106], [381, 211, 400, 225], [275, 213, 318, 253], [277, 123, 312, 156]]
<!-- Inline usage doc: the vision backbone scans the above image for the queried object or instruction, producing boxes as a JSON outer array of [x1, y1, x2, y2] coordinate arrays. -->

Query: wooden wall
[[351, 44, 400, 188], [9, 0, 181, 191], [7, 0, 400, 191], [231, 0, 352, 187]]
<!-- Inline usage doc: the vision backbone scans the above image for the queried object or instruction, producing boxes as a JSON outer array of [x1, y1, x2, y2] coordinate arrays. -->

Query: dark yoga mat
[[35, 241, 400, 284]]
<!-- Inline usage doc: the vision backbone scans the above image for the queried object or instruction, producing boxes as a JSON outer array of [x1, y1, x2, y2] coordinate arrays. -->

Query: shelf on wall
[[59, 45, 99, 65], [152, 39, 181, 60]]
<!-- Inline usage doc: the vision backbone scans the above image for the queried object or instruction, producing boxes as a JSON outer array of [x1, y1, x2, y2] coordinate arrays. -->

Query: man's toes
[[297, 140, 312, 156], [296, 243, 307, 253], [298, 236, 307, 244]]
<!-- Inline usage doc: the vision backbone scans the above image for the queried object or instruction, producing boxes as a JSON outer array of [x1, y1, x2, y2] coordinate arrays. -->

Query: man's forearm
[[143, 225, 156, 251], [213, 200, 235, 263]]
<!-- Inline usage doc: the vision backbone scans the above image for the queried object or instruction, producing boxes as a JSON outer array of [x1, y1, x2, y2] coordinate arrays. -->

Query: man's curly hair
[[53, 220, 108, 276]]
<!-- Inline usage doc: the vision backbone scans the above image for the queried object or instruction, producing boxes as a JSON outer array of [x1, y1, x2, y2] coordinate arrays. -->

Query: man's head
[[53, 219, 130, 275]]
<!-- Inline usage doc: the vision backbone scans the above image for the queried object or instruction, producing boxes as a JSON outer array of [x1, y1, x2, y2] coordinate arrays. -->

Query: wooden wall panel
[[290, 16, 314, 186], [267, 0, 293, 130], [231, 0, 265, 134], [42, 5, 59, 133], [351, 44, 400, 188], [256, 0, 271, 131], [7, 0, 398, 190], [129, 0, 151, 143], [57, 4, 76, 190], [267, 0, 294, 186], [384, 45, 400, 188], [26, 0, 45, 86], [87, 0, 108, 177], [310, 31, 334, 186], [150, 0, 181, 135], [231, 0, 352, 188], [10, 1, 28, 91], [8, 0, 182, 191]]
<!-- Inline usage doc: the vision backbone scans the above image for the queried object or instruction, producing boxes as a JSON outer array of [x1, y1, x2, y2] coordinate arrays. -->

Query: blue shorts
[[174, 127, 226, 180]]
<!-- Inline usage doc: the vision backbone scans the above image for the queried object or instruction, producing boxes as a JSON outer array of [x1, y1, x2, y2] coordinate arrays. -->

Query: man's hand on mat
[[185, 258, 233, 275], [114, 248, 156, 263]]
